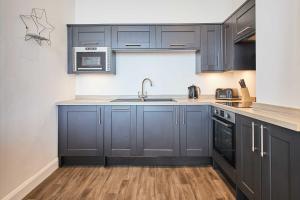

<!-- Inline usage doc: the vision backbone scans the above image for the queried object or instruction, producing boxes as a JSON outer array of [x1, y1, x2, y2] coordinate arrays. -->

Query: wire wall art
[[20, 8, 55, 46]]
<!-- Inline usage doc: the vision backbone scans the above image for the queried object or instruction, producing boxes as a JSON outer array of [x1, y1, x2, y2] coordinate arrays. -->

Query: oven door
[[74, 48, 109, 71], [212, 116, 235, 167]]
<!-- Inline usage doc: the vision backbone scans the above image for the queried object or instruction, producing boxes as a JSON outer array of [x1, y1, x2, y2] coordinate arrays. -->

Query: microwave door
[[75, 51, 106, 71], [81, 56, 101, 69]]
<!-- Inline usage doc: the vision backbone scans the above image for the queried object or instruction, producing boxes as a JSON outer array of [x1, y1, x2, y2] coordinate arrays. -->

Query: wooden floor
[[25, 166, 235, 200]]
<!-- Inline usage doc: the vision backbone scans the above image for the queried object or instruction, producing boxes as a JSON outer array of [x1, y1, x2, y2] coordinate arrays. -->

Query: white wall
[[232, 0, 247, 10], [75, 0, 256, 97], [76, 52, 256, 96], [75, 0, 237, 24], [0, 0, 75, 199], [256, 0, 300, 108]]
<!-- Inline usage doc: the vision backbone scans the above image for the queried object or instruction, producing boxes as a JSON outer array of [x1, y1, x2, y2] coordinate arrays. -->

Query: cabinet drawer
[[112, 26, 156, 48], [156, 25, 200, 49], [72, 26, 111, 47], [234, 0, 255, 41]]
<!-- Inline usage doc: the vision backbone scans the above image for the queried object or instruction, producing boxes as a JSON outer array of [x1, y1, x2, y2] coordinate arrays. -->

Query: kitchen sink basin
[[111, 98, 176, 102]]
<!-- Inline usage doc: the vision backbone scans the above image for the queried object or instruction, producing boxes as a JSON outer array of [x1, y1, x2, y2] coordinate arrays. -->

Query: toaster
[[215, 88, 239, 100]]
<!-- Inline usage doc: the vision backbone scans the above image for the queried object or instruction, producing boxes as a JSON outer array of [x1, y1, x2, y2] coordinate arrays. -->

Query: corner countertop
[[56, 95, 300, 132]]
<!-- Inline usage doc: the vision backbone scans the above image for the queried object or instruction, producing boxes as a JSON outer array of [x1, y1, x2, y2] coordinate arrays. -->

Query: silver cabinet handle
[[212, 117, 233, 128], [112, 108, 130, 111], [260, 125, 266, 157], [170, 44, 185, 47], [237, 27, 253, 35], [251, 122, 255, 152], [99, 107, 102, 124], [217, 53, 219, 67], [175, 107, 178, 125], [81, 42, 100, 45], [125, 44, 142, 47], [182, 107, 185, 125]]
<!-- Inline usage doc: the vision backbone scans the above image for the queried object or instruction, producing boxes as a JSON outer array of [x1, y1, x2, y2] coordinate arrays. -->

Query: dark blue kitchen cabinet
[[72, 25, 111, 47], [180, 106, 209, 156], [58, 106, 104, 156], [236, 114, 300, 200], [234, 0, 255, 42], [261, 123, 300, 200], [137, 106, 180, 156], [198, 24, 223, 72], [156, 25, 201, 49], [223, 16, 234, 71], [104, 106, 137, 156], [236, 115, 261, 200], [112, 26, 156, 49]]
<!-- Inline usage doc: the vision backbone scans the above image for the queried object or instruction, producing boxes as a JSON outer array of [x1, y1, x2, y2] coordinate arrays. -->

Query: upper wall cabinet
[[156, 25, 201, 49], [112, 26, 156, 49], [222, 0, 256, 71], [223, 17, 234, 71], [234, 0, 255, 42], [72, 26, 111, 47], [198, 25, 223, 72]]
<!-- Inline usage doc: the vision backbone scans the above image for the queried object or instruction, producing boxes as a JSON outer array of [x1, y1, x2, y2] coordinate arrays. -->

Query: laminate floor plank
[[24, 166, 235, 200]]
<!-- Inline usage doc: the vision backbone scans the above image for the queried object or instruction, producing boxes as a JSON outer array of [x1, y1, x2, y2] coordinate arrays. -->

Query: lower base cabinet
[[58, 106, 104, 157], [104, 106, 137, 156], [137, 106, 180, 156], [58, 105, 210, 159], [236, 115, 300, 200], [180, 106, 209, 156]]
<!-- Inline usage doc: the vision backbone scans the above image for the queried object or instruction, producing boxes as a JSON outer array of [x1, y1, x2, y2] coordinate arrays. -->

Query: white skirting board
[[2, 158, 58, 200]]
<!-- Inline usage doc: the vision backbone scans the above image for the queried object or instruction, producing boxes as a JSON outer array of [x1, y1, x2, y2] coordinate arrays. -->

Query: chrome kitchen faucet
[[138, 78, 153, 100]]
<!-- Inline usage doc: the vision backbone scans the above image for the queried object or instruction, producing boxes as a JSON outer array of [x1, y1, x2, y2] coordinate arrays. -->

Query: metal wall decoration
[[20, 8, 55, 46]]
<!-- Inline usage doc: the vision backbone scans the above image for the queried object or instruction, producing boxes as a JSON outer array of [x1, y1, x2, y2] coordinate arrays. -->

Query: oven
[[73, 47, 111, 72], [212, 107, 236, 168]]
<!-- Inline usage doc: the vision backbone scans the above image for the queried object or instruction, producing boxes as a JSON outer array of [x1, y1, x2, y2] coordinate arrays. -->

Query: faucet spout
[[138, 78, 153, 99]]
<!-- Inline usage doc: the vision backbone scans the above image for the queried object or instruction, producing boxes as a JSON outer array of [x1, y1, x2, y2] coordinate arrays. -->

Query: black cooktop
[[216, 102, 253, 108]]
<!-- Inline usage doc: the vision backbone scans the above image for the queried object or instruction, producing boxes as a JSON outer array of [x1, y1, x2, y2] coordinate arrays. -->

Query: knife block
[[240, 87, 252, 102]]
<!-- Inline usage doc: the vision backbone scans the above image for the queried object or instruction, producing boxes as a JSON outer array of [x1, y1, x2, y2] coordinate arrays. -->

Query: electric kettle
[[188, 85, 201, 99]]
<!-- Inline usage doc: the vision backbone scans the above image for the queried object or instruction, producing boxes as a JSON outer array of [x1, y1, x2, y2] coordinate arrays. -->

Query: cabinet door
[[261, 124, 296, 200], [58, 106, 104, 156], [72, 26, 111, 47], [200, 24, 223, 72], [223, 17, 234, 71], [156, 25, 200, 49], [180, 106, 209, 156], [112, 26, 156, 48], [236, 115, 261, 200], [234, 0, 255, 41], [104, 106, 137, 156], [137, 106, 180, 156]]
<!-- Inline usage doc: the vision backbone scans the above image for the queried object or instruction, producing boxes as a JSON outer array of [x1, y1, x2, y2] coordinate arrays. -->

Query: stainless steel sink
[[111, 98, 176, 102], [144, 98, 175, 102]]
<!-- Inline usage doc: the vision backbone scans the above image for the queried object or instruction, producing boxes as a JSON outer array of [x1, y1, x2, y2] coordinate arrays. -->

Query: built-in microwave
[[73, 47, 111, 72]]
